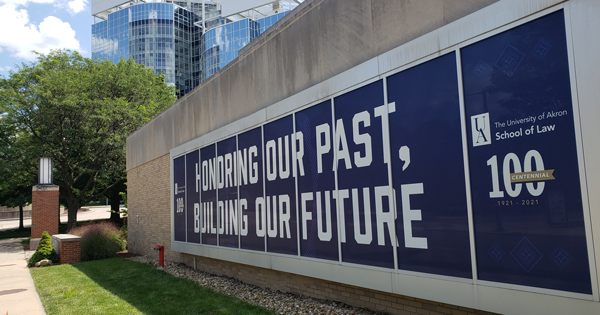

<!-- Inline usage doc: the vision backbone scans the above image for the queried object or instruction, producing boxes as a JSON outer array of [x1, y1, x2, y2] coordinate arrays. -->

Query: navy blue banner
[[173, 155, 186, 242], [200, 144, 218, 246], [217, 136, 239, 248], [296, 100, 338, 261], [171, 9, 592, 295], [238, 127, 266, 251], [263, 115, 298, 255], [186, 150, 200, 243], [387, 52, 472, 278], [334, 80, 394, 269], [462, 10, 591, 293]]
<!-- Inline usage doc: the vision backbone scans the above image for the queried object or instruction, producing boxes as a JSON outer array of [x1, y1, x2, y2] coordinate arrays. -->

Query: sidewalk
[[0, 205, 114, 232], [0, 238, 46, 315]]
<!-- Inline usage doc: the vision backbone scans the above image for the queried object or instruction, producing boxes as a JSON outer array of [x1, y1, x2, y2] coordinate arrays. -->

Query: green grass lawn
[[31, 258, 275, 315]]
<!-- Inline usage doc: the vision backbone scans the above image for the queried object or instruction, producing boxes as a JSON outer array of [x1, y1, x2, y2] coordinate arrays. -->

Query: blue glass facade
[[257, 12, 288, 33], [93, 4, 289, 98], [201, 12, 288, 81], [92, 3, 199, 97]]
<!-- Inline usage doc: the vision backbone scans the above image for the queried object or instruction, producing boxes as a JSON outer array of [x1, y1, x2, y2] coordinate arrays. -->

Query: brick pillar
[[52, 234, 82, 264], [31, 185, 59, 239]]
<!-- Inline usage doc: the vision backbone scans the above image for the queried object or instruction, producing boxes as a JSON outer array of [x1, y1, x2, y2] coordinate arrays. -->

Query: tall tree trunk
[[109, 190, 123, 226], [18, 205, 24, 230], [67, 203, 79, 231]]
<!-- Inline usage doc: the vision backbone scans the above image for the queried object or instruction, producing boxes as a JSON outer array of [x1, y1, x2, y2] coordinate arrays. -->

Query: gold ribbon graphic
[[510, 170, 555, 183]]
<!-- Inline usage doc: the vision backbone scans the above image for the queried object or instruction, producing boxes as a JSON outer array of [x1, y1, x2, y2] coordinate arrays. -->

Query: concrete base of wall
[[162, 253, 497, 315]]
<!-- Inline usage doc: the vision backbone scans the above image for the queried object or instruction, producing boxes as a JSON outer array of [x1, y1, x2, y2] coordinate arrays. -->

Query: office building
[[92, 0, 301, 97]]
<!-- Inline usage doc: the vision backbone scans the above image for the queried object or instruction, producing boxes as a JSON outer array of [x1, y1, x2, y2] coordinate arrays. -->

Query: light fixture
[[38, 157, 53, 185]]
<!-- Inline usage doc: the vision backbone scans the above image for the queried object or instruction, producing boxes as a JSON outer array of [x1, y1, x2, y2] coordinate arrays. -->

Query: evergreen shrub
[[28, 231, 58, 267]]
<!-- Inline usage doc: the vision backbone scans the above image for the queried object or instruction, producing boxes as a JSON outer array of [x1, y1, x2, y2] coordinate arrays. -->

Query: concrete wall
[[92, 0, 127, 16], [126, 0, 500, 171], [0, 205, 32, 220], [0, 210, 32, 220]]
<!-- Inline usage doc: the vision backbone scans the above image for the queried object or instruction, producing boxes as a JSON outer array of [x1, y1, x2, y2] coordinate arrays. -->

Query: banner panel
[[263, 115, 298, 255], [173, 155, 186, 242], [201, 144, 218, 246], [217, 136, 240, 248], [238, 127, 266, 251], [296, 100, 339, 261], [387, 52, 472, 278], [334, 80, 394, 269], [186, 150, 200, 243], [171, 8, 593, 296], [462, 10, 592, 293]]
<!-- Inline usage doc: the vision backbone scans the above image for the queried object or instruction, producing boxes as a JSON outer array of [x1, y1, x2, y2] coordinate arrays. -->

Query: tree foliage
[[0, 96, 36, 229], [0, 50, 176, 229]]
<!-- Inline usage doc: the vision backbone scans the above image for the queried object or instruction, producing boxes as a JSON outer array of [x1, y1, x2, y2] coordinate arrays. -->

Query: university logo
[[471, 113, 491, 147]]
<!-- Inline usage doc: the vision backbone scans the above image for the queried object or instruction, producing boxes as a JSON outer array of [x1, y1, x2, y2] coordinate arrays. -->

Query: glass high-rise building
[[92, 0, 301, 98]]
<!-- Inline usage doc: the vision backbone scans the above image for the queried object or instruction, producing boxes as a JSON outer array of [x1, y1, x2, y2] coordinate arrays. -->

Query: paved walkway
[[0, 205, 116, 231], [0, 238, 46, 315]]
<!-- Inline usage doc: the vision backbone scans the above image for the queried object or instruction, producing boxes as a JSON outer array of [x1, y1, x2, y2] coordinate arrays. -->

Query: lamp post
[[38, 157, 53, 185], [31, 156, 59, 248]]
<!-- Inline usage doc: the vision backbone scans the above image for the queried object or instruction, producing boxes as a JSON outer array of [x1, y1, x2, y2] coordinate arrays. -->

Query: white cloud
[[0, 0, 88, 15], [66, 0, 86, 14], [0, 0, 55, 5], [0, 3, 81, 61], [0, 65, 13, 71]]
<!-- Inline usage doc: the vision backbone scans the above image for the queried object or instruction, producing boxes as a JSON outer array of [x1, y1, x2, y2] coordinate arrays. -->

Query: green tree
[[0, 50, 176, 229], [0, 117, 36, 229]]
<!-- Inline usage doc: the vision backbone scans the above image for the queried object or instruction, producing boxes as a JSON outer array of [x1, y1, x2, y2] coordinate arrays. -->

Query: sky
[[0, 0, 94, 77]]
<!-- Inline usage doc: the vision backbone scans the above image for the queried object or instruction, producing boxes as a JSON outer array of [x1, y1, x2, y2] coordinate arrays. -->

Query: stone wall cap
[[32, 185, 59, 191], [51, 234, 81, 241]]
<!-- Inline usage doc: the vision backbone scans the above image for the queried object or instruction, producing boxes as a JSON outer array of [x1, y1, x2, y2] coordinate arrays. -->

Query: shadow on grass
[[0, 227, 31, 239], [71, 258, 274, 315], [0, 226, 65, 239]]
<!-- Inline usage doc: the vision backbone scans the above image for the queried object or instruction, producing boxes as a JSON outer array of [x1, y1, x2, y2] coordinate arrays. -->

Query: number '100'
[[487, 150, 545, 198]]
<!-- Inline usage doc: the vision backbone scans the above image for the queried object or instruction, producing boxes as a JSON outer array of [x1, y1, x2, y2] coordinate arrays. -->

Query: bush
[[120, 225, 128, 244], [28, 231, 58, 267], [68, 222, 126, 261]]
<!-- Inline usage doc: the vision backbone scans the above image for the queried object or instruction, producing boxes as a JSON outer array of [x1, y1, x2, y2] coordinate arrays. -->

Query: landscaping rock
[[130, 255, 385, 315], [35, 259, 53, 267]]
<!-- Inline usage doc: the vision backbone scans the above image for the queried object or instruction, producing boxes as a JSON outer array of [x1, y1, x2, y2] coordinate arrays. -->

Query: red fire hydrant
[[154, 245, 165, 270]]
